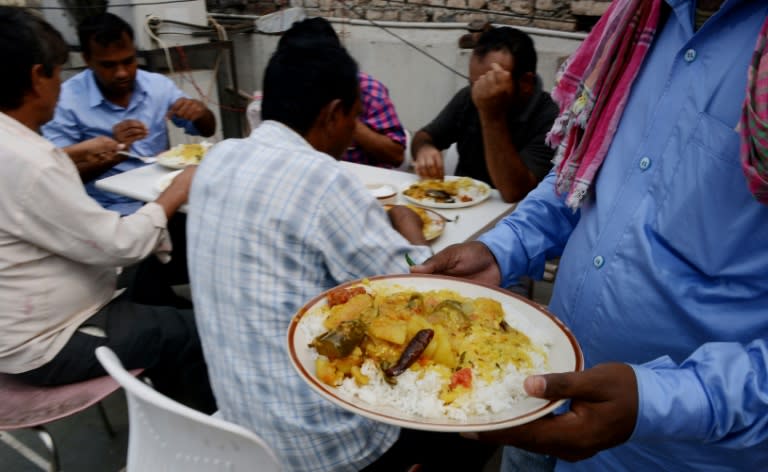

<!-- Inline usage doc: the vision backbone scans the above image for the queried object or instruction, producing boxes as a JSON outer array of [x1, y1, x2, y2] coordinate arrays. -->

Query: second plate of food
[[401, 176, 491, 209], [383, 204, 446, 241]]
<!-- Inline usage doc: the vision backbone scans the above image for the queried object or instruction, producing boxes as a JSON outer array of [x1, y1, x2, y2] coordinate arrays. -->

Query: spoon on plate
[[118, 151, 157, 164], [429, 210, 460, 223]]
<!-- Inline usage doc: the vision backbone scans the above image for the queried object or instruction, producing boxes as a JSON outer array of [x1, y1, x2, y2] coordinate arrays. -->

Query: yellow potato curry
[[310, 285, 541, 404]]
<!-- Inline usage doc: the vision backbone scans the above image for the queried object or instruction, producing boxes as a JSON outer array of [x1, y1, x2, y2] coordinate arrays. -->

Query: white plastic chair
[[399, 128, 414, 172], [95, 346, 281, 472]]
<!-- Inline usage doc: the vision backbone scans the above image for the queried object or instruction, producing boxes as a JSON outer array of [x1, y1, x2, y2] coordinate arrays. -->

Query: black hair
[[0, 7, 68, 110], [78, 12, 134, 57], [474, 27, 537, 79], [261, 45, 359, 136], [277, 17, 342, 50]]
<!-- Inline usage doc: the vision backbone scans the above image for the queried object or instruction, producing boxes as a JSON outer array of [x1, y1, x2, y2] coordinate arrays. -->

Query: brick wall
[[207, 0, 610, 32]]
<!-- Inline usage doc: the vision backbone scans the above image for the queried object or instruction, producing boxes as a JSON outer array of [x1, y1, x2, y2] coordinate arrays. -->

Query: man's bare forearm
[[410, 130, 436, 159], [353, 122, 405, 166], [63, 144, 127, 182], [478, 113, 536, 202]]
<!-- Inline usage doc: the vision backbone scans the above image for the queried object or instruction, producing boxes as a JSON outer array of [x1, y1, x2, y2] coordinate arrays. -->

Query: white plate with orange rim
[[287, 274, 583, 433], [383, 204, 446, 241], [401, 176, 491, 209]]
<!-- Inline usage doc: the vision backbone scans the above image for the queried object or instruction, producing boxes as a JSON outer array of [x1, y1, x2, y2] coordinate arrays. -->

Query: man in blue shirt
[[413, 1, 768, 471], [43, 13, 215, 215]]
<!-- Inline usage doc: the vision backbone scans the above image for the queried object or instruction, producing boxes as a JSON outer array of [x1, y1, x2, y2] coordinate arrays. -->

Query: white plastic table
[[95, 161, 516, 252]]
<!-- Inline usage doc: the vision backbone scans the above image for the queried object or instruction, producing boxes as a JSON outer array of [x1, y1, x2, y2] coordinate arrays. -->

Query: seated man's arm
[[473, 64, 537, 203], [386, 205, 428, 246], [411, 130, 445, 179], [154, 166, 195, 219], [353, 76, 407, 167], [42, 107, 127, 181], [14, 156, 186, 266], [168, 97, 216, 138], [62, 136, 128, 182], [352, 120, 405, 167]]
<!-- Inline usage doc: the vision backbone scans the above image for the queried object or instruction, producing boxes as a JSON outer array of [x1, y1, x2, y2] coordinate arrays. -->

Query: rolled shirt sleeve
[[631, 339, 768, 448], [14, 151, 170, 267], [478, 172, 580, 287], [41, 105, 85, 148]]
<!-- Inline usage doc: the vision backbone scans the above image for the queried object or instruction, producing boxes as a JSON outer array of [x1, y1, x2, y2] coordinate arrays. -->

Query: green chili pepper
[[405, 253, 416, 267]]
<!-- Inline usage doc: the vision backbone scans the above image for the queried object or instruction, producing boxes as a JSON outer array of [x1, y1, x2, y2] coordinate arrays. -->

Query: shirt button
[[639, 156, 651, 170], [684, 48, 697, 62], [593, 255, 605, 269]]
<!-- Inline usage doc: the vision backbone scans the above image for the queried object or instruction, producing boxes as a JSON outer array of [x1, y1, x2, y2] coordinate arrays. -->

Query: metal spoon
[[429, 209, 460, 223], [118, 151, 157, 164]]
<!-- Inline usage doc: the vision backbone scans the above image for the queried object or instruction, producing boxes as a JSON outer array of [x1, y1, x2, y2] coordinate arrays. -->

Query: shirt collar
[[256, 120, 312, 147], [0, 111, 56, 153], [86, 68, 148, 110], [665, 0, 740, 17], [255, 120, 339, 162]]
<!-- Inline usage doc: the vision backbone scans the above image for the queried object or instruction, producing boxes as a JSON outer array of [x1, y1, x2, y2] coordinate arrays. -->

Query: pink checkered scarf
[[548, 0, 768, 208], [741, 17, 768, 204]]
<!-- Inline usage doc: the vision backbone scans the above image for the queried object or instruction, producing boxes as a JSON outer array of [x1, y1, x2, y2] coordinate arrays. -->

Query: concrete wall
[[210, 0, 611, 32], [227, 16, 584, 132]]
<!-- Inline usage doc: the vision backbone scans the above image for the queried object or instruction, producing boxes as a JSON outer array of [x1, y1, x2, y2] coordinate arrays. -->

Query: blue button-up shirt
[[187, 121, 432, 471], [42, 69, 199, 215], [480, 1, 768, 470]]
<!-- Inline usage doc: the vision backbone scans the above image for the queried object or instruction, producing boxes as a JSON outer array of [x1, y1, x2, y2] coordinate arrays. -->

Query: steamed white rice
[[300, 300, 552, 420]]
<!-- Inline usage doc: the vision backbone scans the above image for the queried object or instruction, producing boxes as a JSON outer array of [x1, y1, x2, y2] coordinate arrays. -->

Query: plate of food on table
[[383, 204, 446, 242], [156, 141, 212, 169], [287, 274, 583, 432], [401, 176, 491, 209]]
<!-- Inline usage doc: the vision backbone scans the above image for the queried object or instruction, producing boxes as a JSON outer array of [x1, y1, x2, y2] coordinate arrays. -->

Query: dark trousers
[[361, 428, 497, 472], [15, 236, 216, 413], [126, 214, 191, 308]]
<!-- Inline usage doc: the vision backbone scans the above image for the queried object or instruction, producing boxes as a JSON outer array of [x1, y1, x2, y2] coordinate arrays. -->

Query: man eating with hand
[[43, 12, 215, 215]]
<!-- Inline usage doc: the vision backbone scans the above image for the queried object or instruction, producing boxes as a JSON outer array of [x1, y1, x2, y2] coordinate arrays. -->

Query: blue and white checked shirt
[[482, 1, 768, 471], [187, 121, 432, 472], [42, 69, 199, 215]]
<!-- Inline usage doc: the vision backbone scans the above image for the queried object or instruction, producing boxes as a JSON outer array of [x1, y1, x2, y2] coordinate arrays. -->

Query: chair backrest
[[399, 129, 414, 172], [95, 347, 281, 472]]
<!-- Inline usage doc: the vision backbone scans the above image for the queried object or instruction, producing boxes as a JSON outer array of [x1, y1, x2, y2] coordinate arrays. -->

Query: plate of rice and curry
[[156, 142, 212, 169], [383, 204, 446, 242], [287, 274, 583, 432], [401, 177, 491, 209]]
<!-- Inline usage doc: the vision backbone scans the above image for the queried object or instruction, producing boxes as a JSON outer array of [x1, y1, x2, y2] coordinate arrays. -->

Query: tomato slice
[[327, 286, 367, 307], [450, 367, 473, 389]]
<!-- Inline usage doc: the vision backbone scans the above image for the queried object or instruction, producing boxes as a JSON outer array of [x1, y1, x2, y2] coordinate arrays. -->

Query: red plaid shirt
[[342, 72, 406, 168]]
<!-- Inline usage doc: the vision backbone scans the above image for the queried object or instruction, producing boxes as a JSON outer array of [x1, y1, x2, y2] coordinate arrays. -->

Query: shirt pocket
[[686, 113, 741, 167], [654, 112, 761, 276]]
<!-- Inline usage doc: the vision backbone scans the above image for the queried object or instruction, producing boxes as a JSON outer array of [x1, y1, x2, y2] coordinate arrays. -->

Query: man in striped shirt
[[277, 17, 408, 169]]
